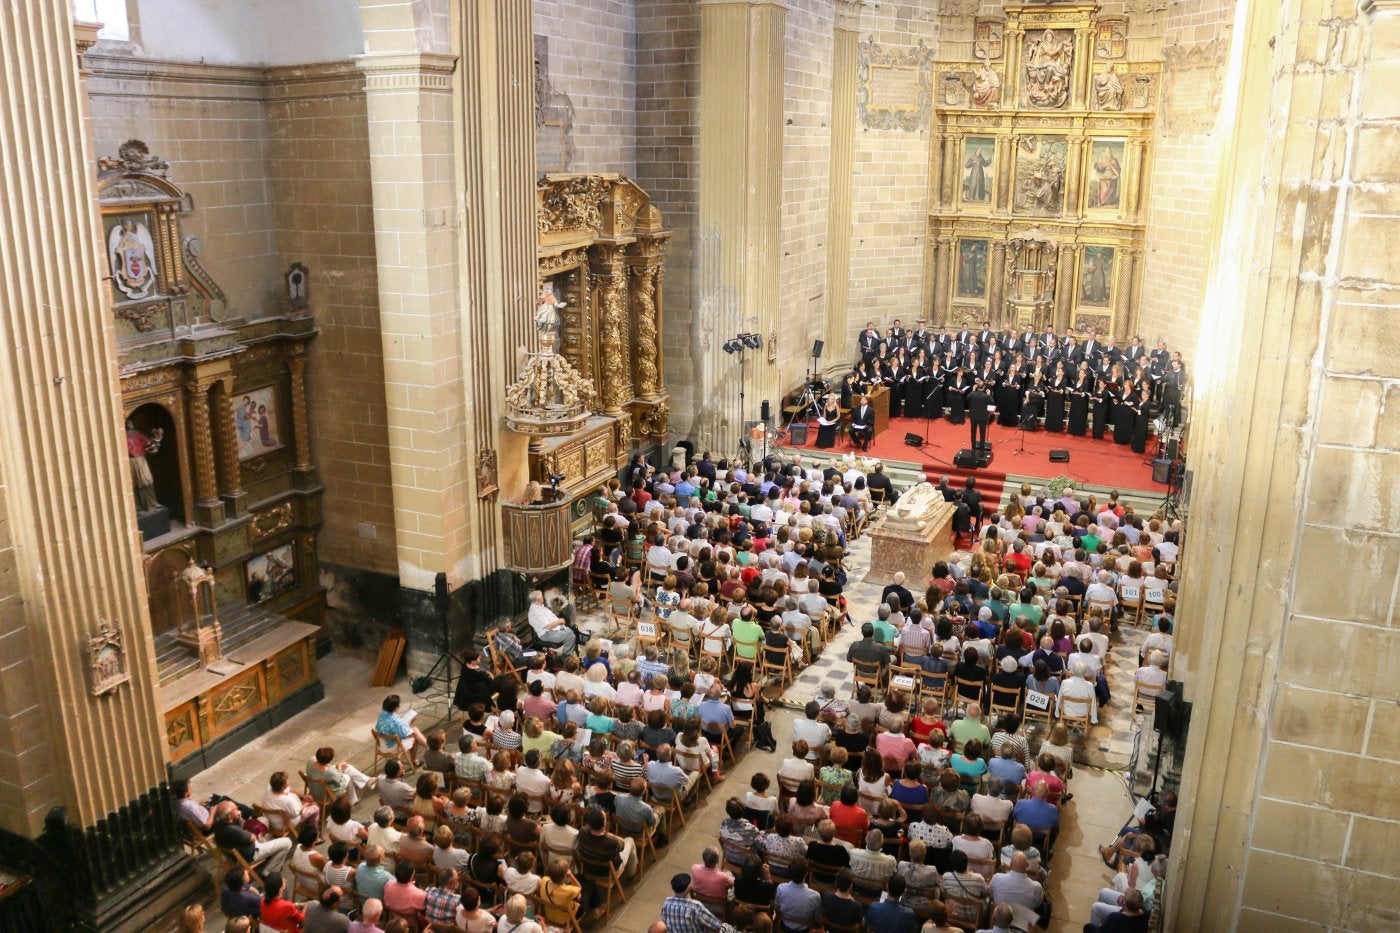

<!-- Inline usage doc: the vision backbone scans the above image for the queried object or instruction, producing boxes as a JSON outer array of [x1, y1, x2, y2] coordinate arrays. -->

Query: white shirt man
[[791, 713, 831, 758], [751, 502, 775, 523], [1134, 652, 1169, 698], [1084, 572, 1118, 610], [1058, 665, 1099, 724], [515, 762, 552, 800], [988, 854, 1045, 931], [528, 593, 577, 654]]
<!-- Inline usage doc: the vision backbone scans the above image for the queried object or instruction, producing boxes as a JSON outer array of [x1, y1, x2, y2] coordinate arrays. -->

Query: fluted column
[[824, 0, 863, 372], [1072, 26, 1094, 110], [1125, 139, 1146, 221], [988, 241, 1008, 324], [213, 376, 244, 510], [1063, 135, 1086, 214], [0, 3, 199, 924], [996, 137, 1015, 213], [698, 0, 787, 450], [1055, 243, 1078, 332], [932, 235, 955, 325]]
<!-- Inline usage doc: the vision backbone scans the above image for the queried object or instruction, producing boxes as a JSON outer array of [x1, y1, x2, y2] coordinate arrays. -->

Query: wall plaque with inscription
[[857, 39, 935, 131]]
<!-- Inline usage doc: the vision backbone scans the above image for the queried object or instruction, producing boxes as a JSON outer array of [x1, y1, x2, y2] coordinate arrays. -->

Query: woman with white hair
[[1056, 662, 1099, 725]]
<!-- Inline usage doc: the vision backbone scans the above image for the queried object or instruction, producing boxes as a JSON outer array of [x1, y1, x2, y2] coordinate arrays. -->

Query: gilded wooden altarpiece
[[97, 141, 325, 773], [928, 5, 1159, 341]]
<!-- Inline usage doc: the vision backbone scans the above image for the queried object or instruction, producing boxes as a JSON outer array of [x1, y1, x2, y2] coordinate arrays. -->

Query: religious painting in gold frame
[[1084, 139, 1126, 212], [1079, 245, 1116, 308], [960, 137, 996, 208], [955, 239, 990, 300]]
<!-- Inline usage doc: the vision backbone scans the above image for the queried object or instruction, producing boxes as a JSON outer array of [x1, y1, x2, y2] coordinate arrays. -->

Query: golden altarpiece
[[927, 4, 1158, 340], [501, 174, 669, 575], [98, 141, 324, 778]]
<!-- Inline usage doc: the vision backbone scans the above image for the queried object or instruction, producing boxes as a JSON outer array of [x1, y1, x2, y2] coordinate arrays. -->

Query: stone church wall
[[1137, 0, 1237, 359], [845, 1, 939, 360], [778, 0, 837, 396], [533, 0, 637, 175], [85, 57, 400, 654]]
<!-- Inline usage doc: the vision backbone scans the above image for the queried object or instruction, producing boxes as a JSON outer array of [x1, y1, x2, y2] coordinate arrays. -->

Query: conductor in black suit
[[968, 380, 994, 450]]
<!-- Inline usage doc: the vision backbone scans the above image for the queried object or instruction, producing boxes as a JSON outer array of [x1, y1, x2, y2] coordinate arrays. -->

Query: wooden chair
[[386, 907, 425, 932], [609, 601, 639, 641], [1142, 582, 1167, 623], [1132, 683, 1159, 718], [614, 811, 660, 870], [732, 632, 763, 667], [886, 661, 921, 704], [290, 861, 324, 902], [1021, 689, 1055, 730], [967, 855, 997, 882], [541, 837, 579, 873], [300, 770, 335, 809], [1058, 697, 1093, 734], [953, 676, 985, 708], [635, 618, 665, 654], [252, 803, 293, 839], [1086, 594, 1116, 624], [943, 893, 989, 932], [761, 643, 793, 686], [988, 684, 1023, 720], [576, 852, 628, 918], [918, 667, 951, 713], [776, 774, 804, 811], [1118, 580, 1145, 626], [691, 887, 731, 922], [1062, 593, 1084, 623], [487, 640, 529, 686], [673, 746, 714, 795], [531, 886, 585, 933], [851, 657, 884, 698]]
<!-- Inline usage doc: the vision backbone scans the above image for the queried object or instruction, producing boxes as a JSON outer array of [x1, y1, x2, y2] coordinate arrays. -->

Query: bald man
[[988, 851, 1045, 930]]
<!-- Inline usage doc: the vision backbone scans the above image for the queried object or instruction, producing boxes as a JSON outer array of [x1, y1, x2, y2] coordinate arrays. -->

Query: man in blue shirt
[[864, 875, 918, 933], [774, 857, 821, 932], [1012, 782, 1061, 834], [674, 475, 698, 502], [697, 684, 742, 747], [661, 873, 722, 933]]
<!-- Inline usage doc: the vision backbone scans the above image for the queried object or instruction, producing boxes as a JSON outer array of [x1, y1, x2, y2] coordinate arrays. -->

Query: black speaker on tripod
[[761, 399, 771, 422], [812, 339, 824, 359], [1152, 458, 1172, 484]]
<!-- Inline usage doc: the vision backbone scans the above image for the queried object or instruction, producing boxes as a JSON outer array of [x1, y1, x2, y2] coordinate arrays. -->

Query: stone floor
[[194, 521, 1154, 931]]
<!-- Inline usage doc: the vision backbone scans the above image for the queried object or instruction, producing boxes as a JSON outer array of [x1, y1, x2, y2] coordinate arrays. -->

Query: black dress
[[815, 405, 840, 449], [926, 367, 946, 420], [1113, 395, 1136, 445], [1067, 377, 1091, 436], [997, 370, 1023, 427], [889, 366, 907, 418], [1044, 378, 1067, 433], [908, 369, 928, 419], [1093, 385, 1115, 440], [947, 372, 969, 424], [1131, 400, 1152, 453]]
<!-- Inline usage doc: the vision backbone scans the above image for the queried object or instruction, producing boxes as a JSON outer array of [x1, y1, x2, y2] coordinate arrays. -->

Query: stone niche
[[927, 4, 1159, 342], [98, 140, 325, 776]]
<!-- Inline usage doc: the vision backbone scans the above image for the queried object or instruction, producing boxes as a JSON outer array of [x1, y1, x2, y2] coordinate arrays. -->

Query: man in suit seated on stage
[[849, 395, 875, 451]]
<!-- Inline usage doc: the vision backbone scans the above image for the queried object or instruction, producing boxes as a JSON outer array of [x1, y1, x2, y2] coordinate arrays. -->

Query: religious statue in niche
[[956, 240, 989, 299], [237, 386, 283, 461], [1080, 245, 1116, 306], [109, 217, 157, 300], [970, 64, 1002, 108], [1094, 64, 1126, 111], [535, 281, 567, 349], [89, 622, 131, 696], [963, 138, 995, 202], [1088, 141, 1125, 209], [126, 419, 165, 512], [1023, 28, 1075, 109], [1014, 136, 1068, 216]]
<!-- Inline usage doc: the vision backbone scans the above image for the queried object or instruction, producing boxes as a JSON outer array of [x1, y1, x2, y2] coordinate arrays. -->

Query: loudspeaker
[[761, 399, 771, 422], [1166, 436, 1180, 460], [789, 423, 808, 445], [1154, 685, 1184, 736], [904, 432, 924, 447], [1049, 449, 1070, 463], [1152, 458, 1172, 484], [812, 339, 825, 359], [434, 571, 450, 612], [954, 448, 994, 468]]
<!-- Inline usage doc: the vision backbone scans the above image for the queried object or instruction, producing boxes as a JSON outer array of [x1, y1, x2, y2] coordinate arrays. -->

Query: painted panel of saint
[[1013, 135, 1068, 216], [1080, 245, 1115, 307], [956, 239, 989, 299], [962, 137, 995, 203], [236, 385, 284, 461], [1087, 140, 1126, 209], [246, 542, 296, 605]]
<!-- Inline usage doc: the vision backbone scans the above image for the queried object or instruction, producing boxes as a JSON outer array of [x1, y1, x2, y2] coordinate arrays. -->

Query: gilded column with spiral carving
[[1113, 249, 1137, 343], [1056, 244, 1078, 333], [288, 352, 314, 472], [988, 241, 1008, 325], [214, 375, 244, 506], [629, 261, 662, 400], [188, 381, 220, 526], [595, 250, 632, 413]]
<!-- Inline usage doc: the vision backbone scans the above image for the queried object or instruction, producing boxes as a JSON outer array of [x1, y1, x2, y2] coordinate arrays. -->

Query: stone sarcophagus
[[865, 482, 958, 586]]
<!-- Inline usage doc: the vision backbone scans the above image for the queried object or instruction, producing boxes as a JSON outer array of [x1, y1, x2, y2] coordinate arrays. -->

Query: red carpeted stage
[[790, 414, 1165, 490]]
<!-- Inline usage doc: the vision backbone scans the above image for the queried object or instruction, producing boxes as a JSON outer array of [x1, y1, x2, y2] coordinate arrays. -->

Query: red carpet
[[791, 415, 1163, 491]]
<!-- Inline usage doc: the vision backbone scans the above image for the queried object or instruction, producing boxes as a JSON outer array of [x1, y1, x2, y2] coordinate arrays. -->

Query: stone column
[[988, 241, 1008, 324], [996, 136, 1015, 213], [1072, 26, 1094, 110], [698, 0, 787, 450], [187, 380, 222, 524], [213, 375, 245, 514], [1165, 1, 1400, 929], [0, 2, 199, 926], [1124, 138, 1146, 220], [823, 0, 863, 372], [1055, 243, 1077, 332]]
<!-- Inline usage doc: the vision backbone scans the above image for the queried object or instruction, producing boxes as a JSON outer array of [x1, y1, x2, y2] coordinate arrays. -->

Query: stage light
[[743, 333, 763, 349], [723, 340, 740, 354]]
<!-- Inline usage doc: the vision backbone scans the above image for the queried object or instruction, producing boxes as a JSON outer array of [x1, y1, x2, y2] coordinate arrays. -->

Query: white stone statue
[[535, 282, 566, 347]]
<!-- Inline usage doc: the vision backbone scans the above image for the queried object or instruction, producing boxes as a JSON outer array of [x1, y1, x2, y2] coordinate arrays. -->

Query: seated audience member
[[896, 840, 941, 914], [949, 704, 991, 752], [302, 885, 350, 933], [689, 846, 735, 912], [848, 828, 897, 897], [577, 806, 638, 878], [774, 856, 822, 932], [1134, 650, 1169, 699], [261, 770, 320, 835], [325, 795, 369, 853], [367, 806, 402, 855], [322, 841, 358, 892], [820, 868, 865, 927], [397, 815, 435, 864], [864, 875, 918, 933], [939, 851, 988, 928], [662, 873, 726, 933], [791, 701, 833, 756], [1057, 662, 1099, 724], [220, 867, 262, 921], [375, 694, 428, 768], [805, 819, 851, 880], [535, 858, 583, 927], [1012, 782, 1061, 838], [354, 844, 393, 902], [382, 860, 426, 916], [214, 801, 293, 872], [733, 855, 777, 907], [423, 869, 463, 928], [988, 851, 1045, 930], [174, 777, 251, 832], [1086, 887, 1150, 932], [377, 760, 416, 816], [258, 871, 304, 932]]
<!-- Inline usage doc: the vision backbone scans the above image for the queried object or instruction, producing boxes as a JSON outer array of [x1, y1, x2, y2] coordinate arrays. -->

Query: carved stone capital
[[833, 0, 870, 32], [353, 52, 458, 91]]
